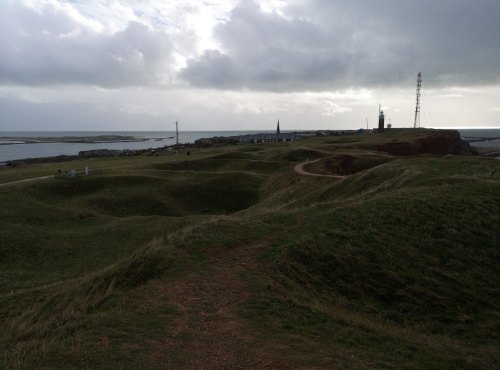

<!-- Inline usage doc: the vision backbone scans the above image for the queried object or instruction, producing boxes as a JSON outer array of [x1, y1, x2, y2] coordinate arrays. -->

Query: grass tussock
[[2, 238, 171, 345]]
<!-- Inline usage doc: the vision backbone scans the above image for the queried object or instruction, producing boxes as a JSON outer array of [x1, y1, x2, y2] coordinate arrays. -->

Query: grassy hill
[[0, 129, 498, 369]]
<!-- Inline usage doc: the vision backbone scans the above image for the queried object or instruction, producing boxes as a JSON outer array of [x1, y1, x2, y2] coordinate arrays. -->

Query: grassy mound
[[153, 157, 286, 174], [3, 239, 170, 344], [244, 156, 500, 368], [25, 173, 265, 217], [271, 147, 334, 162], [267, 187, 499, 337], [304, 154, 393, 175]]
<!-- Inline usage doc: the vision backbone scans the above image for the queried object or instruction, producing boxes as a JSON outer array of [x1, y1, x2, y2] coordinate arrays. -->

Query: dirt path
[[0, 175, 54, 187], [294, 159, 346, 179], [159, 243, 271, 369], [0, 161, 145, 187], [156, 217, 306, 369]]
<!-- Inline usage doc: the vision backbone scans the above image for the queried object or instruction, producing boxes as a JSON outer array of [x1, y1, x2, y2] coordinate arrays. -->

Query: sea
[[0, 131, 274, 162], [455, 129, 500, 159], [0, 129, 499, 162]]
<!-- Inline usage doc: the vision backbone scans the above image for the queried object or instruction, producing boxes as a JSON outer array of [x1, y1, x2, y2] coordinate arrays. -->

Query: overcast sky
[[1, 0, 499, 131]]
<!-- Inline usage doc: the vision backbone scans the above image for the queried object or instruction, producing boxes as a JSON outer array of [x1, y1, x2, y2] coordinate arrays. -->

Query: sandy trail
[[294, 159, 346, 179]]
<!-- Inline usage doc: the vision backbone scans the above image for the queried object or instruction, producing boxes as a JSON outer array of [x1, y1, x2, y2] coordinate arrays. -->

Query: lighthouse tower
[[378, 110, 385, 132]]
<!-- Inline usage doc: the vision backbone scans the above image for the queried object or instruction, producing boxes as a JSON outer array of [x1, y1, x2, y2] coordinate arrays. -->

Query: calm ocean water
[[0, 129, 499, 162], [458, 129, 500, 159], [0, 131, 279, 162]]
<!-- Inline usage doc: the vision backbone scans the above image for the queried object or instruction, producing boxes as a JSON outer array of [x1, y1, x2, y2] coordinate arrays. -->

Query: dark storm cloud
[[181, 0, 500, 91], [0, 2, 173, 87]]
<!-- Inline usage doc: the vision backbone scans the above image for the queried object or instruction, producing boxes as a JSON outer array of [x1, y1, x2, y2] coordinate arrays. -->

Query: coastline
[[1, 129, 500, 163], [0, 135, 154, 145]]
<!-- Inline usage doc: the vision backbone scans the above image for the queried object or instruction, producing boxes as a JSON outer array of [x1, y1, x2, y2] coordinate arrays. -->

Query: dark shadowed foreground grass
[[0, 130, 499, 369]]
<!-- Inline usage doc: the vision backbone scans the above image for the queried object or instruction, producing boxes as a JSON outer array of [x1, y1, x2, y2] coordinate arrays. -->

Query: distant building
[[378, 110, 385, 132], [231, 132, 296, 143], [277, 119, 280, 134], [78, 149, 123, 158]]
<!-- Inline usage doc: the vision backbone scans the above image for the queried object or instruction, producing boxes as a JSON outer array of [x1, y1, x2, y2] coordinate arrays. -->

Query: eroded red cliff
[[373, 130, 475, 156]]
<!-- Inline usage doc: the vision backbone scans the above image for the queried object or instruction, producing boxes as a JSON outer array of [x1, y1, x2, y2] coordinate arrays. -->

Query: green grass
[[0, 129, 498, 369]]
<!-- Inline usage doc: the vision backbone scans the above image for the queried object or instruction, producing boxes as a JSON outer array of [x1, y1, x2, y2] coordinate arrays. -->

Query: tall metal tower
[[175, 121, 179, 145], [414, 72, 422, 128]]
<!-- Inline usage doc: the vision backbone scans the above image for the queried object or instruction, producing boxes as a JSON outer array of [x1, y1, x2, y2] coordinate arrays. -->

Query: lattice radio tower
[[413, 72, 422, 128]]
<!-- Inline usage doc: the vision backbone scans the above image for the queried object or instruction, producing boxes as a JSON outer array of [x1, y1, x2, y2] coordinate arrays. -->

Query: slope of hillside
[[0, 129, 498, 369]]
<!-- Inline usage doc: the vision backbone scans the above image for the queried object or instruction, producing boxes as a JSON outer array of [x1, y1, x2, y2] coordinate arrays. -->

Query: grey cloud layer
[[181, 0, 500, 91], [0, 2, 173, 87], [1, 0, 499, 91]]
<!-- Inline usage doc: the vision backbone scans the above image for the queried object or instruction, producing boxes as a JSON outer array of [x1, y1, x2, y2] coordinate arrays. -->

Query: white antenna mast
[[175, 121, 179, 145]]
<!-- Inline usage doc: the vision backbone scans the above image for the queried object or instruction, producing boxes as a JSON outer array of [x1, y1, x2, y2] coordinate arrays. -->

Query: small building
[[78, 149, 123, 158], [378, 110, 385, 132]]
